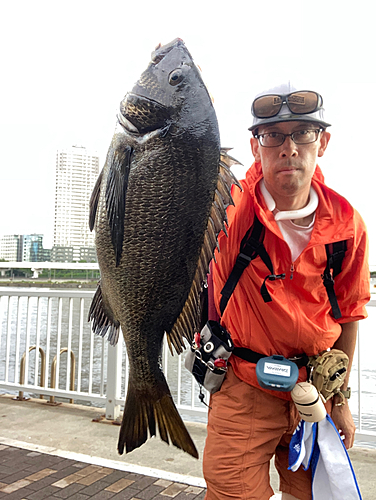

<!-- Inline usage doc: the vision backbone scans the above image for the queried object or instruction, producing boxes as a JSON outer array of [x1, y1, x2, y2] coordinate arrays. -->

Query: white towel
[[289, 415, 362, 500]]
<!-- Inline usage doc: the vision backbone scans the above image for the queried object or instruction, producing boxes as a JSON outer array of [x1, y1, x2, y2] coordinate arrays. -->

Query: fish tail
[[118, 381, 198, 459]]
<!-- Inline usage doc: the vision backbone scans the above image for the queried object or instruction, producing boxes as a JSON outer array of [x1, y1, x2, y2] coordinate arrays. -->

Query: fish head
[[118, 38, 215, 136]]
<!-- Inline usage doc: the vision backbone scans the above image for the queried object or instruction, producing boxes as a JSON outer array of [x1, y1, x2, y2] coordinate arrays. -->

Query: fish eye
[[168, 69, 185, 86]]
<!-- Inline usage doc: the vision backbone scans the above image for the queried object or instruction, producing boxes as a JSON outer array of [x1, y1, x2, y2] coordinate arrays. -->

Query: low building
[[79, 246, 97, 263], [0, 234, 49, 262], [21, 234, 44, 262], [51, 245, 74, 263], [50, 245, 97, 263], [0, 235, 22, 261]]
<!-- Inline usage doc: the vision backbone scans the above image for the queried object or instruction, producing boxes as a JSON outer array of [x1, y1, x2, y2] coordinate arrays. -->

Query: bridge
[[0, 262, 99, 270], [0, 262, 99, 278]]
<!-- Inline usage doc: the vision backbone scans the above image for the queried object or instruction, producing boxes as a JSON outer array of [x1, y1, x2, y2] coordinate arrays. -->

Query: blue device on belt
[[256, 355, 299, 392]]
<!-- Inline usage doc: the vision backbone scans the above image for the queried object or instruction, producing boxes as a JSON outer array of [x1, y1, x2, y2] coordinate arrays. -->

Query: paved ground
[[0, 444, 206, 500], [0, 394, 375, 499]]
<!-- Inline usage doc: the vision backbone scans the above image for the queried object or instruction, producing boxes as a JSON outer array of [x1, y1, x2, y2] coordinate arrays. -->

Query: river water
[[0, 287, 375, 435]]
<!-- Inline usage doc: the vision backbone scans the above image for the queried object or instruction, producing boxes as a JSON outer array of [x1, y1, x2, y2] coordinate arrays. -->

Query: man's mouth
[[278, 167, 299, 173]]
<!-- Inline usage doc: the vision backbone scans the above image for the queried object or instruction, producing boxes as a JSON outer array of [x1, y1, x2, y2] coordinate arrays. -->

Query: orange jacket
[[212, 162, 370, 399]]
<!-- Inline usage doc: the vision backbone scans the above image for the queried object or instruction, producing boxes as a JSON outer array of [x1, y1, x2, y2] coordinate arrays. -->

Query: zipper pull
[[290, 264, 295, 280]]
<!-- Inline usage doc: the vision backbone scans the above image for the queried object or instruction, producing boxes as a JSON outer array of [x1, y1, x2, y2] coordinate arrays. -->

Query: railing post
[[106, 340, 122, 420]]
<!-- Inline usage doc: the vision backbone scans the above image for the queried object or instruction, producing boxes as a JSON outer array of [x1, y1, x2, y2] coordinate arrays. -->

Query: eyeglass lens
[[259, 130, 319, 147], [253, 91, 319, 118]]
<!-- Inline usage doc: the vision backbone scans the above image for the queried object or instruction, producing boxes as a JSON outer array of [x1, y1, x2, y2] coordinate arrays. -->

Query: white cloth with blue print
[[289, 415, 362, 499]]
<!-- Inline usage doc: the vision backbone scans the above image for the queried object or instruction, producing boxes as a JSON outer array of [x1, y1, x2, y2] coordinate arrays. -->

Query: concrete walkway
[[0, 394, 375, 499]]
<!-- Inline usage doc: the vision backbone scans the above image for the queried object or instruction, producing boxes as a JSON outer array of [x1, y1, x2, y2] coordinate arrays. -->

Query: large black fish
[[88, 38, 241, 458]]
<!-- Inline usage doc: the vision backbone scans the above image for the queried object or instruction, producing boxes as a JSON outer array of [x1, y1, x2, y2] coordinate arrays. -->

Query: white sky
[[1, 0, 375, 264]]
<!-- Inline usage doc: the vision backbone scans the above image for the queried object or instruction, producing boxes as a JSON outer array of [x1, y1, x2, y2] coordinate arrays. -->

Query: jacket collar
[[243, 162, 355, 243]]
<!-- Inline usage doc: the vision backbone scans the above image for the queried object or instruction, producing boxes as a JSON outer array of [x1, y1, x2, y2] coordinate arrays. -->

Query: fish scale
[[88, 38, 241, 458]]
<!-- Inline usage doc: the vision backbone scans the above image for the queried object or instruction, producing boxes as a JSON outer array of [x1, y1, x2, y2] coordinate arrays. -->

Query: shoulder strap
[[322, 240, 347, 320], [219, 215, 275, 315]]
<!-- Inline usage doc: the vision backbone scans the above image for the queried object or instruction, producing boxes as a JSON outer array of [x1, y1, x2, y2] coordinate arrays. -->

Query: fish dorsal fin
[[166, 148, 242, 355], [105, 145, 133, 267]]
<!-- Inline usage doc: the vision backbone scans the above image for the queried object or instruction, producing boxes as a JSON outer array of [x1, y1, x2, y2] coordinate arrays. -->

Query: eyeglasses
[[255, 129, 322, 148], [252, 91, 323, 119]]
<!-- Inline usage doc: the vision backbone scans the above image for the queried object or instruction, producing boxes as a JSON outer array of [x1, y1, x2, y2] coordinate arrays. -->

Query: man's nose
[[279, 135, 298, 157]]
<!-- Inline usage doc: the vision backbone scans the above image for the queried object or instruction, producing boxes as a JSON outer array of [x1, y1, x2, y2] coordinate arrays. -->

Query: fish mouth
[[150, 38, 188, 65], [117, 112, 140, 134], [118, 93, 170, 134]]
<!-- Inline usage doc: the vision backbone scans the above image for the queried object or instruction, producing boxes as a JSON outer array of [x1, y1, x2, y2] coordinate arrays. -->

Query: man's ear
[[250, 136, 261, 161], [318, 130, 331, 157]]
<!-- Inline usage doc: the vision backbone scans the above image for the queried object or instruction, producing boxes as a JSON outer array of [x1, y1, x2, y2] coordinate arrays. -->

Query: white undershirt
[[260, 180, 318, 262]]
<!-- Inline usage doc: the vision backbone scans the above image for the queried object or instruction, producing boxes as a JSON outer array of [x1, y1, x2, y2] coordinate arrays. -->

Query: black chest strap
[[322, 240, 347, 320]]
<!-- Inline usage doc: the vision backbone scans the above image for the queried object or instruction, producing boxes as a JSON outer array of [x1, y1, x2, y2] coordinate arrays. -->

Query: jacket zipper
[[284, 259, 302, 351], [290, 263, 295, 280]]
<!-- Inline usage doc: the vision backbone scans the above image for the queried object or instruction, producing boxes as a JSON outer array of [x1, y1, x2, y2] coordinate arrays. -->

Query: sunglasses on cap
[[252, 91, 323, 119]]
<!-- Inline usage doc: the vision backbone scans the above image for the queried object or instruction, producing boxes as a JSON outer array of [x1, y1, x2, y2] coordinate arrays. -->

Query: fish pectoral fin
[[89, 170, 103, 231], [118, 379, 198, 459], [105, 144, 133, 267], [88, 281, 120, 345]]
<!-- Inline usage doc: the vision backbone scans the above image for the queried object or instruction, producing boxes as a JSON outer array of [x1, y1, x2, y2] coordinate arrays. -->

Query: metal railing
[[0, 287, 207, 420], [0, 287, 375, 444]]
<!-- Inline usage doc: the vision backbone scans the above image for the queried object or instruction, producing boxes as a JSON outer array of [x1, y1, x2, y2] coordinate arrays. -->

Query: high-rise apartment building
[[53, 145, 100, 261]]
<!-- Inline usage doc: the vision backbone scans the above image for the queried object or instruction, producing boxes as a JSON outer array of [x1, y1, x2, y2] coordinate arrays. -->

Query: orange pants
[[203, 367, 312, 500]]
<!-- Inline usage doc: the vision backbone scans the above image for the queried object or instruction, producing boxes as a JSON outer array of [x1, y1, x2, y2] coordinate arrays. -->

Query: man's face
[[250, 121, 331, 206]]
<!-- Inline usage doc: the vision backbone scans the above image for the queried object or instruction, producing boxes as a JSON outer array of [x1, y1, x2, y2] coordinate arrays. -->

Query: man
[[203, 83, 370, 500]]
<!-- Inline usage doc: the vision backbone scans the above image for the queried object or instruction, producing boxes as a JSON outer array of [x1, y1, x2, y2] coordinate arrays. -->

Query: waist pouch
[[185, 320, 234, 394], [308, 349, 349, 401], [255, 355, 299, 392]]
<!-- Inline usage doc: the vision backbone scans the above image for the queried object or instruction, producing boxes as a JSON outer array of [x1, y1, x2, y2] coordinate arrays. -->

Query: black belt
[[233, 347, 309, 369]]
